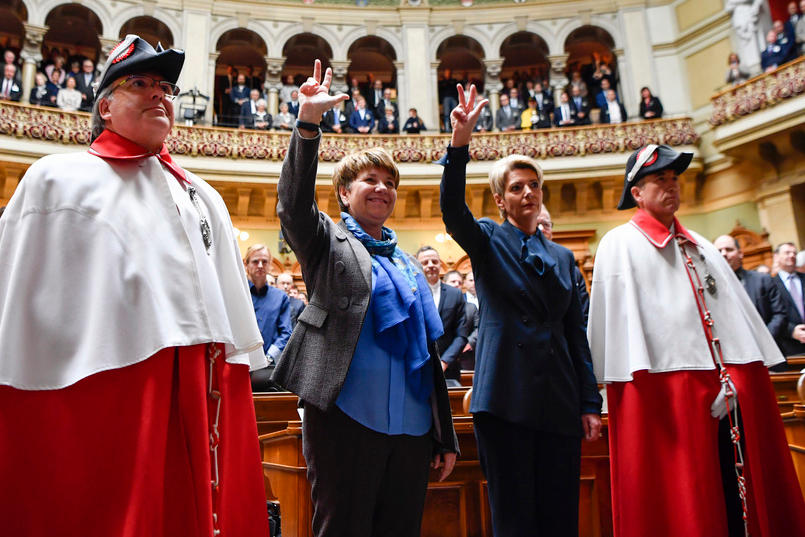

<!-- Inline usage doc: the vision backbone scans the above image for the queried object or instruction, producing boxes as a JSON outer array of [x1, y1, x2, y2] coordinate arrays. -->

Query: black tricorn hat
[[94, 34, 185, 97], [617, 144, 693, 210]]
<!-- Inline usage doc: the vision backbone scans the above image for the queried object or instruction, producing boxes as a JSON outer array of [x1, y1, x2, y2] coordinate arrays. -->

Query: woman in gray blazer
[[272, 60, 458, 537]]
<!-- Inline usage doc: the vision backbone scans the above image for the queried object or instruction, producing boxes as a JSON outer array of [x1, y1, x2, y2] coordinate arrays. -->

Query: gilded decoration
[[710, 57, 805, 126], [0, 102, 697, 162]]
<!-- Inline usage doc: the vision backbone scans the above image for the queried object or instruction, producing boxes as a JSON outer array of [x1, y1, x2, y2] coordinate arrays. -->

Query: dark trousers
[[474, 412, 581, 537], [302, 404, 432, 537], [718, 407, 746, 537]]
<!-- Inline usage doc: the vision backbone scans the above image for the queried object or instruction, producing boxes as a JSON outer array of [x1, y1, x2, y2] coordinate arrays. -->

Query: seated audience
[[0, 64, 21, 102], [250, 99, 272, 130], [321, 103, 348, 133], [29, 73, 51, 106], [349, 96, 374, 134], [378, 106, 398, 134], [638, 86, 663, 119], [56, 75, 82, 112], [569, 85, 591, 125], [274, 102, 295, 131], [495, 93, 520, 131], [725, 52, 751, 85], [600, 89, 627, 124], [403, 107, 426, 133]]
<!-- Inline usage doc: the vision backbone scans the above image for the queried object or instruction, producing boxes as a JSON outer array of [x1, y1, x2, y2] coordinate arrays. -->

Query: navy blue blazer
[[736, 268, 786, 340], [440, 145, 602, 436], [772, 272, 805, 356], [436, 282, 468, 380], [349, 109, 375, 132]]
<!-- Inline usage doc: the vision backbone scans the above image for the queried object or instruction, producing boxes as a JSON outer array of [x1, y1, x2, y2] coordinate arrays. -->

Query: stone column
[[394, 60, 406, 121], [483, 58, 504, 119], [329, 59, 350, 95], [547, 54, 569, 96], [400, 16, 437, 132], [429, 61, 441, 132], [264, 57, 285, 116], [20, 24, 47, 104], [206, 52, 220, 124]]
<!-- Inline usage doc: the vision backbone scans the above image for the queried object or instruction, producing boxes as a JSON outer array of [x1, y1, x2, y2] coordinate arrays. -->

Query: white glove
[[710, 378, 737, 419]]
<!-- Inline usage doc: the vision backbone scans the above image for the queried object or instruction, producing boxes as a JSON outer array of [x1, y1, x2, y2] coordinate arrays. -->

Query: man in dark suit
[[417, 246, 468, 386], [761, 29, 789, 71], [368, 79, 384, 112], [239, 88, 262, 128], [276, 271, 305, 326], [374, 87, 397, 122], [75, 59, 97, 111], [772, 242, 805, 358], [348, 96, 374, 134], [495, 93, 519, 131], [287, 90, 300, 118], [569, 85, 591, 125], [553, 90, 576, 127], [714, 235, 787, 353], [321, 104, 348, 133], [0, 64, 22, 102], [444, 270, 479, 371], [600, 89, 627, 124]]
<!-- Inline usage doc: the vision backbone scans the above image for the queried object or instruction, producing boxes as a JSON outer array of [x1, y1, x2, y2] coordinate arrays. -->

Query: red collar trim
[[629, 209, 697, 248], [88, 129, 188, 185]]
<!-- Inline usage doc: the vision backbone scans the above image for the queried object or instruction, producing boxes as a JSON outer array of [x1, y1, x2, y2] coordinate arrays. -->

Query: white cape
[[588, 220, 784, 382], [0, 151, 265, 389]]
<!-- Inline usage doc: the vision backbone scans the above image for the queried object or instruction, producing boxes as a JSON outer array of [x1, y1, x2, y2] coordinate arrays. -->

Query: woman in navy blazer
[[439, 85, 603, 537]]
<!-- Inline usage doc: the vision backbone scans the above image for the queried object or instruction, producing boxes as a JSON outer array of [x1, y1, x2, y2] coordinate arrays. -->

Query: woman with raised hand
[[439, 85, 602, 537], [272, 60, 458, 537]]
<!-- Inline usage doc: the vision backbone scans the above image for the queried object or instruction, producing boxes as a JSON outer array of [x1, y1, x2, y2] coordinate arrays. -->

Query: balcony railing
[[710, 57, 805, 126], [0, 101, 697, 163]]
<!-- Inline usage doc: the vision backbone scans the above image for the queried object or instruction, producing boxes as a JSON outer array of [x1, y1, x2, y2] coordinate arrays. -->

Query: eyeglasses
[[113, 74, 180, 101], [538, 221, 553, 231]]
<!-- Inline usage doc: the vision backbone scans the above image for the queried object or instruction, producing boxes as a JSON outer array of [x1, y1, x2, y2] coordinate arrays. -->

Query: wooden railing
[[710, 57, 805, 126], [0, 101, 698, 164]]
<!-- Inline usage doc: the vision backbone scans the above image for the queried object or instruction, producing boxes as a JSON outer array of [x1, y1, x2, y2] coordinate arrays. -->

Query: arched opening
[[499, 31, 550, 106], [564, 25, 618, 109], [0, 0, 27, 62], [436, 35, 484, 132], [119, 16, 174, 49], [214, 28, 268, 127], [43, 3, 102, 75], [282, 33, 332, 86], [347, 36, 396, 106]]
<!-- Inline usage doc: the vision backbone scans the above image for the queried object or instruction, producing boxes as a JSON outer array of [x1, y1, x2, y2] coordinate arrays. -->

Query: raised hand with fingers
[[450, 83, 489, 148], [297, 59, 349, 130]]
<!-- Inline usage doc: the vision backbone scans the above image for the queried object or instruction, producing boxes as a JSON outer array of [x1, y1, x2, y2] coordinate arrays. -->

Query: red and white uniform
[[0, 130, 269, 536], [588, 209, 805, 537]]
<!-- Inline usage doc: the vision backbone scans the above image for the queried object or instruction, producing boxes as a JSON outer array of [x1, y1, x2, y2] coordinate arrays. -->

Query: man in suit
[[368, 79, 384, 112], [554, 91, 576, 127], [276, 271, 306, 326], [0, 64, 21, 102], [600, 89, 627, 124], [569, 85, 591, 125], [287, 90, 301, 118], [762, 29, 789, 72], [417, 246, 468, 386], [229, 73, 251, 110], [495, 93, 519, 131], [595, 77, 616, 109], [75, 59, 97, 111], [374, 87, 397, 123], [713, 235, 787, 358], [443, 270, 479, 372], [349, 96, 374, 134], [531, 82, 553, 117], [772, 242, 805, 357], [239, 88, 262, 129], [321, 103, 348, 133]]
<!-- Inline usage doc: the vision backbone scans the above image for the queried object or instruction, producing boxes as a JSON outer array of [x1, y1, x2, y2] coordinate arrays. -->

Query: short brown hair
[[488, 155, 544, 218], [333, 147, 400, 212]]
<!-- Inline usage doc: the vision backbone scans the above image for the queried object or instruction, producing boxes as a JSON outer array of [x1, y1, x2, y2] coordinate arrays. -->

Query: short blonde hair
[[244, 243, 271, 264], [488, 154, 544, 218], [333, 147, 400, 212]]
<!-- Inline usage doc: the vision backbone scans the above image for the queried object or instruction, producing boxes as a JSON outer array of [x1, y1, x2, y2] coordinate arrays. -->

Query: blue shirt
[[336, 276, 434, 436], [250, 283, 293, 360]]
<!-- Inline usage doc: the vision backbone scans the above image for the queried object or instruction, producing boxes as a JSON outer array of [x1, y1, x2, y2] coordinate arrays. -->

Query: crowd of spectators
[[0, 47, 98, 112]]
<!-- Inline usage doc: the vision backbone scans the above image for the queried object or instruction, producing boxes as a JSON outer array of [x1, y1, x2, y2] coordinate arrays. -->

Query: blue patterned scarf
[[341, 212, 444, 399]]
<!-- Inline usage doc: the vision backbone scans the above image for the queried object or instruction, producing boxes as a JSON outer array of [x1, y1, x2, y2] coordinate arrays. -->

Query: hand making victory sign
[[450, 83, 489, 148], [296, 59, 349, 138]]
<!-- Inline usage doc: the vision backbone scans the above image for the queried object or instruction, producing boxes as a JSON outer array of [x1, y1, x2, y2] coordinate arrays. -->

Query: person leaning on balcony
[[0, 34, 270, 537], [439, 84, 602, 537], [601, 89, 627, 124], [272, 60, 458, 537], [349, 95, 375, 134], [29, 72, 51, 106], [0, 64, 21, 102], [638, 86, 663, 120], [56, 75, 82, 112], [725, 52, 751, 85], [761, 29, 788, 72]]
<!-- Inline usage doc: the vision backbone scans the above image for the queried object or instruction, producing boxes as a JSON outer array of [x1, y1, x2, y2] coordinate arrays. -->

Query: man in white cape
[[588, 144, 805, 537], [0, 35, 270, 536]]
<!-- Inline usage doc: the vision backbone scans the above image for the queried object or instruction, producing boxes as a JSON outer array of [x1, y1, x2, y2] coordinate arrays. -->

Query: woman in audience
[[56, 75, 82, 112], [250, 98, 272, 130], [45, 68, 63, 106], [439, 85, 602, 537], [44, 55, 66, 86], [274, 101, 294, 130], [725, 52, 751, 85], [273, 60, 458, 537], [638, 86, 663, 119], [29, 73, 51, 107], [378, 105, 398, 133], [403, 107, 426, 134]]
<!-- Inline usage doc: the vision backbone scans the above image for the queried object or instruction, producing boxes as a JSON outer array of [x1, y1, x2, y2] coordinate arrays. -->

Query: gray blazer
[[273, 129, 458, 454]]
